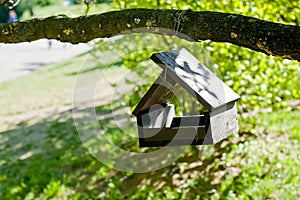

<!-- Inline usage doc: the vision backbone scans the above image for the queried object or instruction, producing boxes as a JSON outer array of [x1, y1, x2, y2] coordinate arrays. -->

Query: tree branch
[[1, 9, 299, 61]]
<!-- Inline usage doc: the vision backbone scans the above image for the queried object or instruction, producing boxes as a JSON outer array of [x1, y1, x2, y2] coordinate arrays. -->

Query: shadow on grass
[[0, 97, 166, 198], [0, 98, 264, 199], [0, 102, 125, 199]]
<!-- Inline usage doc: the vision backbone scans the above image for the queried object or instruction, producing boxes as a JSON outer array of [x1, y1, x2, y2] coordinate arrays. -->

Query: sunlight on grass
[[0, 46, 299, 198], [0, 47, 299, 198], [1, 2, 300, 196]]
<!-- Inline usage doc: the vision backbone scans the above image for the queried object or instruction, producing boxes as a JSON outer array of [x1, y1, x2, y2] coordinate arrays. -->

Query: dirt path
[[0, 39, 92, 83]]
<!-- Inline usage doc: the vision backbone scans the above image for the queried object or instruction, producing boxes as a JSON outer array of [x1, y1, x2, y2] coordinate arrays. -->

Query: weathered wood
[[171, 116, 205, 127], [139, 125, 207, 147], [139, 138, 206, 147], [205, 102, 239, 144], [137, 104, 175, 128], [132, 70, 176, 116], [137, 101, 239, 147], [151, 48, 240, 111], [134, 49, 240, 147], [138, 112, 209, 147]]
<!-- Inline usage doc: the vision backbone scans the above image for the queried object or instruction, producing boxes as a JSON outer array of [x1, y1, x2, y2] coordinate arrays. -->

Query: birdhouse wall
[[132, 71, 176, 116], [137, 104, 175, 128], [205, 102, 239, 144]]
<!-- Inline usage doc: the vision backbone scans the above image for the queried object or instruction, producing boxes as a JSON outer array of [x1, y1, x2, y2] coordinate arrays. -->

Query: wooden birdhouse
[[132, 48, 240, 147]]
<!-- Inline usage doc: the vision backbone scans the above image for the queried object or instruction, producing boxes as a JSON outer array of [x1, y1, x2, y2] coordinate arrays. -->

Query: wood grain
[[151, 48, 240, 111]]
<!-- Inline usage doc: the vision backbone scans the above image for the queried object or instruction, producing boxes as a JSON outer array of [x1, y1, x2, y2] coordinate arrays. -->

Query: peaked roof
[[132, 48, 240, 116]]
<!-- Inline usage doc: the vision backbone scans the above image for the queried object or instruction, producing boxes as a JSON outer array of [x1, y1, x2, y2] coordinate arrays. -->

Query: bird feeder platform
[[132, 48, 240, 147]]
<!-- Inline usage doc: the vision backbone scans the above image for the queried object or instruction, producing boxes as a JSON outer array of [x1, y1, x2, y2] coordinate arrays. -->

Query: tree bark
[[0, 9, 299, 61]]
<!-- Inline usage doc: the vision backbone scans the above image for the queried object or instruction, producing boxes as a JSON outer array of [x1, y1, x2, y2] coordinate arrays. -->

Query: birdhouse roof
[[132, 48, 240, 116]]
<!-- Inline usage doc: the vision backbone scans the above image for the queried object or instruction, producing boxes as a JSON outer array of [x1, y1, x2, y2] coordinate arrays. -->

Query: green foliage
[[0, 46, 299, 199], [113, 0, 300, 26], [0, 7, 9, 23], [33, 0, 54, 7], [14, 0, 31, 18], [1, 1, 300, 200], [207, 43, 300, 112], [93, 34, 213, 114], [103, 0, 300, 113]]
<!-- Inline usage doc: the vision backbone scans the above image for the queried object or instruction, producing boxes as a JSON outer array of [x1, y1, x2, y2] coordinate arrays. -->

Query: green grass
[[0, 47, 299, 199], [0, 49, 131, 199], [0, 53, 84, 132], [1, 1, 298, 199], [1, 3, 300, 196]]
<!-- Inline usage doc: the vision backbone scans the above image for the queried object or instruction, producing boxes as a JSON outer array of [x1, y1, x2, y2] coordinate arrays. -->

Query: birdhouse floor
[[138, 115, 209, 147]]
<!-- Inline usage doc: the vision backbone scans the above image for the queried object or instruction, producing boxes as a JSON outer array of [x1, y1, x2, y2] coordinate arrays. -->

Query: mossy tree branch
[[1, 9, 299, 61]]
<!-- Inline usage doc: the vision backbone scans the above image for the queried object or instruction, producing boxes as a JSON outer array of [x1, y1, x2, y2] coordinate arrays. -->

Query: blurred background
[[0, 0, 299, 199]]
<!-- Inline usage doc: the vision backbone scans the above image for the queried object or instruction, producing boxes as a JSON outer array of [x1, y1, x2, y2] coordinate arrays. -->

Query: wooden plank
[[137, 104, 175, 128], [139, 139, 206, 147], [171, 115, 205, 127], [137, 113, 206, 128], [138, 126, 208, 147], [139, 139, 205, 147], [151, 48, 240, 111], [205, 102, 239, 144], [137, 114, 210, 147], [132, 70, 176, 116]]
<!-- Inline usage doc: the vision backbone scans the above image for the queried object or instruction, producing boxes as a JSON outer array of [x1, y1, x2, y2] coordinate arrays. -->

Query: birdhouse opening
[[169, 86, 207, 116], [136, 102, 209, 147]]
